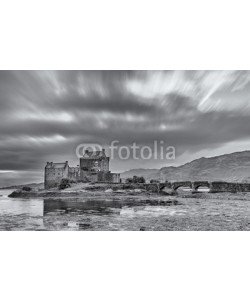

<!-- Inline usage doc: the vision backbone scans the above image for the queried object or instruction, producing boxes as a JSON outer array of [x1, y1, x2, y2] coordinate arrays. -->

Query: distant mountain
[[0, 182, 44, 190], [120, 168, 159, 179], [121, 151, 250, 183]]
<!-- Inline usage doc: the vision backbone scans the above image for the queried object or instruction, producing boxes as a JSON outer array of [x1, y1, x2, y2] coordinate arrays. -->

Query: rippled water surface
[[0, 189, 250, 230]]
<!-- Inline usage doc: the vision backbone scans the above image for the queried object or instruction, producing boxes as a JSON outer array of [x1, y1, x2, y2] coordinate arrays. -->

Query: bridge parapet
[[144, 181, 250, 194], [210, 181, 250, 193], [210, 182, 236, 193], [236, 183, 250, 192]]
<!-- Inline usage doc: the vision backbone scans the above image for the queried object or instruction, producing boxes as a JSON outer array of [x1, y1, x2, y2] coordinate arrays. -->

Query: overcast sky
[[1, 70, 250, 186]]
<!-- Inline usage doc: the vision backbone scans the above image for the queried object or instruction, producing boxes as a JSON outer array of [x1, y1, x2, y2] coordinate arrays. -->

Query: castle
[[44, 149, 120, 189]]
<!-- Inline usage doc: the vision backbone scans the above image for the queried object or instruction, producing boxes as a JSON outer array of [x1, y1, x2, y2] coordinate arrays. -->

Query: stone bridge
[[143, 181, 250, 193]]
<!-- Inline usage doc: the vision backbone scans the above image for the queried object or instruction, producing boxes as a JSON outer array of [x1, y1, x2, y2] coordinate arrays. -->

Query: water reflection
[[42, 198, 180, 230], [43, 198, 179, 216], [44, 198, 123, 215]]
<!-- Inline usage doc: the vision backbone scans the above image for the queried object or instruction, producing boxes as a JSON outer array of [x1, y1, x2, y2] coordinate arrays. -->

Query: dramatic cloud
[[1, 70, 250, 186]]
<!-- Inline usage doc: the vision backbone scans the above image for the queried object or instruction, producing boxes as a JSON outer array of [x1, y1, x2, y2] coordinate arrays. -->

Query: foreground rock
[[8, 189, 80, 198], [8, 190, 32, 198], [160, 187, 177, 196]]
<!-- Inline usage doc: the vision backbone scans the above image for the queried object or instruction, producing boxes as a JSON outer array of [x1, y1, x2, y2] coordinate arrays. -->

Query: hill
[[120, 168, 159, 179], [0, 182, 44, 190], [121, 151, 250, 182]]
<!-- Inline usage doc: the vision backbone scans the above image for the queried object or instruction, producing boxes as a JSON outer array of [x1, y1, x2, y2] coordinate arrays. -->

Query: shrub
[[22, 186, 32, 192], [133, 176, 145, 183], [58, 178, 71, 190], [125, 176, 145, 184], [150, 179, 160, 184], [125, 178, 133, 184]]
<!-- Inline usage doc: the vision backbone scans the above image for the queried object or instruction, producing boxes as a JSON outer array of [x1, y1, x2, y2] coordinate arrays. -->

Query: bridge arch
[[159, 182, 172, 191], [172, 181, 193, 191], [193, 181, 211, 191]]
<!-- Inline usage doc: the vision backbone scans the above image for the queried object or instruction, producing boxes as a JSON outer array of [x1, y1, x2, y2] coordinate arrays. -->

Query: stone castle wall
[[45, 164, 69, 189], [44, 150, 120, 189]]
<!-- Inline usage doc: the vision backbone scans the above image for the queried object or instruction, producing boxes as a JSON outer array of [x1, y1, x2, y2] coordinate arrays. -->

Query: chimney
[[102, 148, 105, 154]]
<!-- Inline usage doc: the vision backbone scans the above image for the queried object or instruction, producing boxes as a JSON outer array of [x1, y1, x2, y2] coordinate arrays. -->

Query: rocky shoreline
[[7, 182, 250, 203], [7, 183, 157, 199], [8, 189, 81, 198], [8, 183, 154, 198]]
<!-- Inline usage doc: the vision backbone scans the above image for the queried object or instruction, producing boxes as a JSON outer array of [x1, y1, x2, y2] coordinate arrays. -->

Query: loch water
[[0, 189, 250, 231]]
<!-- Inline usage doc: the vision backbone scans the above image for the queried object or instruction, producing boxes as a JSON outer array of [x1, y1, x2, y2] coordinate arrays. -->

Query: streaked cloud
[[0, 70, 250, 186]]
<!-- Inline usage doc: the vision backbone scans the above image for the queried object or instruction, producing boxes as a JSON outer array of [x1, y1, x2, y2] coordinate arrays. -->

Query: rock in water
[[160, 188, 177, 196]]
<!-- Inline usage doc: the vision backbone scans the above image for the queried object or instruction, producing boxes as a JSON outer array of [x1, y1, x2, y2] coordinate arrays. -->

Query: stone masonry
[[44, 149, 120, 189]]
